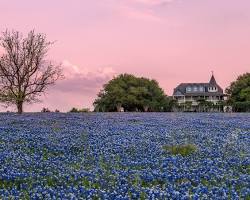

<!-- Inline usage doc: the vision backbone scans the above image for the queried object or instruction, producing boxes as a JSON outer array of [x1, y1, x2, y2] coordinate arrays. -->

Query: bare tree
[[0, 30, 63, 113]]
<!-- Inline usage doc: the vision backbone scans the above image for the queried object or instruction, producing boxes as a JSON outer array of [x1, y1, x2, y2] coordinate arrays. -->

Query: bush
[[233, 101, 250, 112], [69, 107, 90, 113], [41, 107, 51, 113], [69, 107, 78, 113], [79, 108, 90, 112], [162, 144, 197, 157]]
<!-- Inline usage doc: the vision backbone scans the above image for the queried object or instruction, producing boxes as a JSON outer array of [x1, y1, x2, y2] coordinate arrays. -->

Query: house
[[173, 74, 225, 111]]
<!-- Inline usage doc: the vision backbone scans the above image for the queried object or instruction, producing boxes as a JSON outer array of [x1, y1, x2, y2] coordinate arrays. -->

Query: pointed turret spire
[[209, 71, 217, 85]]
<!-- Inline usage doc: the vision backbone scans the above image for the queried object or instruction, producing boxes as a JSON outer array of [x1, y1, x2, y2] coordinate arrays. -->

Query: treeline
[[94, 73, 250, 112], [40, 107, 90, 113]]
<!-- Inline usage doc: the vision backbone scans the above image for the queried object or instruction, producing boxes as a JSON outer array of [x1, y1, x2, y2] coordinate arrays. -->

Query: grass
[[239, 164, 250, 174], [0, 178, 33, 190], [128, 119, 141, 124], [162, 144, 197, 157]]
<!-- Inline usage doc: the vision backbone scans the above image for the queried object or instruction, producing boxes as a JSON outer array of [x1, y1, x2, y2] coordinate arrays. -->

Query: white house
[[173, 74, 225, 111]]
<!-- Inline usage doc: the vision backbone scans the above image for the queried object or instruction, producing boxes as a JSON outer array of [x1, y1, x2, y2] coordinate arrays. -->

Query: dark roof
[[209, 74, 217, 85], [173, 75, 224, 96]]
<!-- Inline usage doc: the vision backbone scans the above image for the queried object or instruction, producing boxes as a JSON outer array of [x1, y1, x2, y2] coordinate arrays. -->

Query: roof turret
[[209, 72, 217, 85]]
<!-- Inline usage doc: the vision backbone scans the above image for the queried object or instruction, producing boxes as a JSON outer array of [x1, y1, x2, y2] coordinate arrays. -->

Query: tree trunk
[[143, 106, 149, 112], [116, 104, 122, 112], [17, 101, 23, 114]]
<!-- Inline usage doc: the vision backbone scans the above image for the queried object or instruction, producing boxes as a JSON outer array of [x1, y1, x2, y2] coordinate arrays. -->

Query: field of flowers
[[0, 113, 249, 199]]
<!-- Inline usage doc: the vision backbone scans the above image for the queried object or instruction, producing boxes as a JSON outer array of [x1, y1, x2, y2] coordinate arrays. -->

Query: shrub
[[162, 144, 197, 157], [69, 107, 78, 113], [79, 108, 90, 112], [41, 107, 51, 113], [69, 107, 90, 113], [233, 101, 250, 112]]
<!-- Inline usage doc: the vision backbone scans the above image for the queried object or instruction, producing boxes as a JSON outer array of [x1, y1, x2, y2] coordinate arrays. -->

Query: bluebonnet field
[[0, 113, 249, 199]]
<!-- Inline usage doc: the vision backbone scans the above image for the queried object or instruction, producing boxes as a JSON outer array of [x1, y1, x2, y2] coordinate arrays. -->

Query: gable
[[173, 90, 184, 96]]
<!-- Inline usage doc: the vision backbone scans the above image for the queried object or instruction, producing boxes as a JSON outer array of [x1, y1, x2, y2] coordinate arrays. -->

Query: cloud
[[106, 0, 176, 22], [53, 60, 116, 93], [33, 60, 117, 111], [0, 57, 116, 112], [131, 0, 174, 6], [117, 5, 162, 22]]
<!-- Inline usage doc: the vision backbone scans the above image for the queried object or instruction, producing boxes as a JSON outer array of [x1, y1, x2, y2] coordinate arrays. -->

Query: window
[[209, 87, 217, 92], [199, 86, 203, 92], [186, 87, 191, 92], [193, 86, 198, 92]]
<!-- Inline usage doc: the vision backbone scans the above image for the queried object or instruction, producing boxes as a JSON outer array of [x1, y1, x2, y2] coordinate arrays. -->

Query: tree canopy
[[94, 74, 171, 112], [226, 72, 250, 111]]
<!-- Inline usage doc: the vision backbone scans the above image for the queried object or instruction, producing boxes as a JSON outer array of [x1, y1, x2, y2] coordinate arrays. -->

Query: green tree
[[184, 101, 192, 112], [197, 99, 216, 112], [93, 74, 170, 112], [216, 100, 224, 112], [226, 73, 250, 112], [205, 101, 214, 112], [169, 99, 178, 112], [197, 99, 206, 112]]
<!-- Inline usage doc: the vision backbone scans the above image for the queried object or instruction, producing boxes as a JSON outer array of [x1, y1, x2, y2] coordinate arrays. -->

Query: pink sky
[[0, 0, 250, 112]]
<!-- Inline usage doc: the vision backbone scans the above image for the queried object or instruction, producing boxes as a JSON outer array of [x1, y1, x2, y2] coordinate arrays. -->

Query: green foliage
[[93, 74, 171, 112], [69, 107, 90, 113], [239, 164, 250, 174], [226, 72, 250, 112], [162, 144, 197, 157], [140, 191, 148, 200], [69, 107, 78, 112], [183, 101, 192, 111], [232, 101, 250, 112], [41, 107, 51, 112]]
